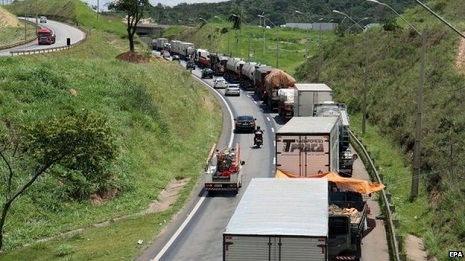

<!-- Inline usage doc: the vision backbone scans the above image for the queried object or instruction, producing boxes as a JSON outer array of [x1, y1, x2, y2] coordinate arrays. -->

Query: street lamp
[[346, 17, 369, 33], [333, 10, 370, 135], [294, 11, 315, 56], [258, 15, 280, 68], [214, 15, 230, 55], [367, 0, 426, 199], [258, 14, 266, 55], [199, 17, 212, 50]]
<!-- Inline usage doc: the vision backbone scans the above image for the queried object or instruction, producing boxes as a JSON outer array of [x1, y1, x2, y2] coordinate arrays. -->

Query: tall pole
[[412, 30, 426, 199], [24, 16, 27, 41], [333, 10, 369, 133], [260, 15, 279, 68], [295, 11, 316, 59], [317, 20, 323, 82], [258, 15, 266, 55], [276, 26, 279, 68], [367, 0, 424, 199], [362, 31, 369, 133]]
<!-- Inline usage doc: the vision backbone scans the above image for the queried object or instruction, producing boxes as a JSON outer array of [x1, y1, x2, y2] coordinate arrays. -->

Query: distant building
[[285, 22, 337, 31]]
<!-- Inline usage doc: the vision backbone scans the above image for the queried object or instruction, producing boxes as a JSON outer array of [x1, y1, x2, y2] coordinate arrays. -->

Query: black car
[[186, 60, 195, 70], [201, 68, 214, 79], [234, 115, 257, 133]]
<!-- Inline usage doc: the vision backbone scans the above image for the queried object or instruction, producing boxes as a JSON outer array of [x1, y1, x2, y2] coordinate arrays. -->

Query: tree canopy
[[108, 0, 151, 52]]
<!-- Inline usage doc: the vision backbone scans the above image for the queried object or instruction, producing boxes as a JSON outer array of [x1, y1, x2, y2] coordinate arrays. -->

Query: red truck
[[37, 28, 56, 45]]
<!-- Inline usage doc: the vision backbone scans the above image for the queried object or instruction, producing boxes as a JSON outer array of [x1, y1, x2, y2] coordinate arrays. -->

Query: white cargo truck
[[223, 178, 328, 261], [293, 83, 333, 117], [276, 117, 339, 176]]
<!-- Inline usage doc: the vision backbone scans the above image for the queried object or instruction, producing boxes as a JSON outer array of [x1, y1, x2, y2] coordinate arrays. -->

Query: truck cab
[[37, 28, 56, 45], [328, 190, 367, 260]]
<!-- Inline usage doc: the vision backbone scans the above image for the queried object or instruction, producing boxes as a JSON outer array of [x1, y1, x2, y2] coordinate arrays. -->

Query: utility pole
[[367, 0, 425, 199]]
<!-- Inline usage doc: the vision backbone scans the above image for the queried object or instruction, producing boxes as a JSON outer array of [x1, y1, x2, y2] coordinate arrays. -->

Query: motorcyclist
[[254, 126, 264, 146]]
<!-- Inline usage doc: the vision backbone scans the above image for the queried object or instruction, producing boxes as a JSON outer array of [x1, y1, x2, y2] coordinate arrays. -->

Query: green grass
[[3, 0, 465, 260], [0, 1, 222, 259], [168, 22, 336, 75], [0, 21, 37, 46]]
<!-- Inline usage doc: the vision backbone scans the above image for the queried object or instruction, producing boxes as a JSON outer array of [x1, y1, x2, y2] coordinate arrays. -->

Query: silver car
[[225, 84, 240, 96], [213, 77, 228, 89]]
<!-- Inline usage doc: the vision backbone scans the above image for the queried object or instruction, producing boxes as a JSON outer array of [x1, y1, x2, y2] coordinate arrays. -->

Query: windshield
[[237, 116, 253, 121]]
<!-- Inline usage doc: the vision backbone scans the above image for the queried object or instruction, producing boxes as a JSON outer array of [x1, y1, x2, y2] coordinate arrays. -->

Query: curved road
[[137, 60, 390, 261], [0, 17, 86, 56]]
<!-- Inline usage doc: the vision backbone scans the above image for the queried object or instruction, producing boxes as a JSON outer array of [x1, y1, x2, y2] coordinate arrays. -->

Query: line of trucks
[[204, 117, 366, 260], [179, 37, 374, 260]]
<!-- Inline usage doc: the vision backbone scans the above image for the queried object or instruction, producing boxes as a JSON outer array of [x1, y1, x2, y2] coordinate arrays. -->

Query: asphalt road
[[0, 17, 86, 56], [137, 58, 391, 261]]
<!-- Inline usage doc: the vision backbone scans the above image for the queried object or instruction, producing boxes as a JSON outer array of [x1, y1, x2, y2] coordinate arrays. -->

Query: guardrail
[[10, 44, 73, 56], [349, 130, 402, 261], [8, 17, 88, 56]]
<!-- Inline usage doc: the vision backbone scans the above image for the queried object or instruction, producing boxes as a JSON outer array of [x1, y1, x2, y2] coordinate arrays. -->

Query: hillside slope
[[0, 6, 20, 28], [295, 1, 465, 258]]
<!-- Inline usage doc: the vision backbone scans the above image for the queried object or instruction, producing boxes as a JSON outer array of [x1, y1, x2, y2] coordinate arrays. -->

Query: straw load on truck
[[263, 69, 295, 111]]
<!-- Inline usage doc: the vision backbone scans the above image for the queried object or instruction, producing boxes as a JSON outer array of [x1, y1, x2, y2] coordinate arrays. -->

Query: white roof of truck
[[277, 116, 338, 134], [224, 178, 328, 237], [294, 83, 332, 92]]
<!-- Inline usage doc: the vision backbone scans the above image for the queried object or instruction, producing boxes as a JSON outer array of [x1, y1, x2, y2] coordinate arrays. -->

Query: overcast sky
[[81, 0, 229, 10]]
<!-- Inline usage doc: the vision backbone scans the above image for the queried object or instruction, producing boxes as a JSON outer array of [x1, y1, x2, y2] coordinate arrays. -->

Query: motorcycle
[[254, 131, 263, 148]]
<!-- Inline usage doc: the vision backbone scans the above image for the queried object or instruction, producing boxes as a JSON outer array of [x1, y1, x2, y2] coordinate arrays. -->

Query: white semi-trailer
[[276, 116, 340, 176], [223, 178, 328, 261]]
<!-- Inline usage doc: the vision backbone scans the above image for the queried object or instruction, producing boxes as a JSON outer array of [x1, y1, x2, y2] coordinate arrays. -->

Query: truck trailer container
[[313, 101, 358, 177], [293, 83, 333, 117], [223, 178, 328, 261], [276, 117, 339, 176]]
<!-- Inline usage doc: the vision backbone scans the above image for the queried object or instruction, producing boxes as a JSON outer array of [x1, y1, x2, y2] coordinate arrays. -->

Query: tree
[[0, 111, 118, 252], [108, 0, 151, 52]]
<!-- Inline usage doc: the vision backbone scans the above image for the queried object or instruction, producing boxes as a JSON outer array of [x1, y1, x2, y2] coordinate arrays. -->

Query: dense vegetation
[[149, 0, 418, 27], [295, 0, 465, 257]]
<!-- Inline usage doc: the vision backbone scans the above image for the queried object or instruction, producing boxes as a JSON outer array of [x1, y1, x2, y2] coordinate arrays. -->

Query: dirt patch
[[455, 32, 465, 74], [116, 51, 152, 63], [0, 6, 21, 28], [405, 234, 430, 261], [145, 178, 190, 213]]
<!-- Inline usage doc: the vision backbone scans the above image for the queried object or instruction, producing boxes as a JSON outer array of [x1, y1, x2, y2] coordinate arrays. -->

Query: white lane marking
[[152, 77, 235, 260], [153, 192, 207, 261]]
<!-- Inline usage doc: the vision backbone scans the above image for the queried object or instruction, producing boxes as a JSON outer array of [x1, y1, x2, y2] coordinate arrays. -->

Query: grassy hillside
[[1, 0, 222, 259], [296, 0, 465, 258], [2, 0, 465, 260]]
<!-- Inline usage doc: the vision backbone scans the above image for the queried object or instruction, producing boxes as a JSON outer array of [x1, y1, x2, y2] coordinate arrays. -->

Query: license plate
[[214, 184, 222, 188]]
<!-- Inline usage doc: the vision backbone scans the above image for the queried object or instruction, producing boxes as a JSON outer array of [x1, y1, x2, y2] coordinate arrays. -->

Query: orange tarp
[[275, 169, 385, 194]]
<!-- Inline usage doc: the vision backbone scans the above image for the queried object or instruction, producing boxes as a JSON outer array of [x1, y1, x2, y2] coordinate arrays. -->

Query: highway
[[137, 58, 390, 261], [1, 27, 390, 258], [0, 17, 86, 56]]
